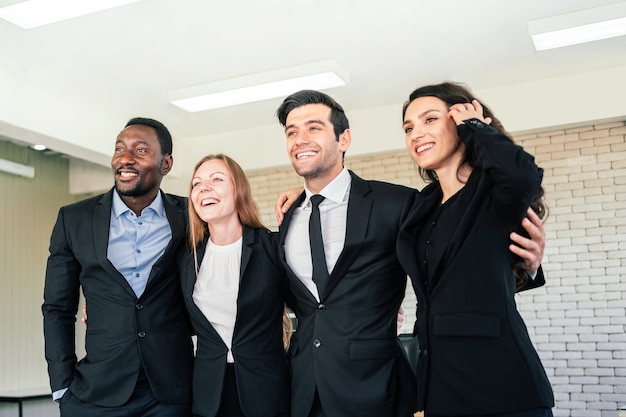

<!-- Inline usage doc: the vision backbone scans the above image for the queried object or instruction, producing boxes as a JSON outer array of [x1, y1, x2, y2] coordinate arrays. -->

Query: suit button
[[135, 303, 143, 310], [313, 339, 321, 348], [317, 304, 326, 311], [138, 331, 146, 338]]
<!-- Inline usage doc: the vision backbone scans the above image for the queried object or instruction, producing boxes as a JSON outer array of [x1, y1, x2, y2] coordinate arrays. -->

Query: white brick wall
[[248, 120, 626, 416]]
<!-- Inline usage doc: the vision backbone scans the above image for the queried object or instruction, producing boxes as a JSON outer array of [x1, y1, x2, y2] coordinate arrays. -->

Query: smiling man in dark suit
[[276, 91, 419, 417], [42, 117, 193, 417]]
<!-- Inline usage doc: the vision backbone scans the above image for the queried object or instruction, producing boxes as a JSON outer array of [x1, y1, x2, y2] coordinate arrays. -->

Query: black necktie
[[309, 195, 329, 295]]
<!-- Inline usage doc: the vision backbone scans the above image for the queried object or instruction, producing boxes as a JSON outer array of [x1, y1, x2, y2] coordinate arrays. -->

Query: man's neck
[[119, 189, 159, 217], [304, 166, 345, 195]]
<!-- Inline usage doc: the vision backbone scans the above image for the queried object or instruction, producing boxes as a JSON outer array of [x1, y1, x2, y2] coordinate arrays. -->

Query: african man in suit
[[43, 117, 193, 417]]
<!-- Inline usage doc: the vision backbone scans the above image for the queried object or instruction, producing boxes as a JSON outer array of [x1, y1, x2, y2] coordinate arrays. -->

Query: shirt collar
[[303, 167, 351, 207], [111, 189, 166, 218]]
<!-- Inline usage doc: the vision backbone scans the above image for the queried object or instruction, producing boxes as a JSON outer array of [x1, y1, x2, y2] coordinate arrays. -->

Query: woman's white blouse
[[192, 237, 242, 363]]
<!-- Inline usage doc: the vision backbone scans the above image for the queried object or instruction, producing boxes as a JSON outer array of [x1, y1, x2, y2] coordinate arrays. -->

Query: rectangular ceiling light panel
[[0, 0, 141, 29], [0, 158, 35, 178], [170, 61, 349, 112], [530, 2, 626, 50]]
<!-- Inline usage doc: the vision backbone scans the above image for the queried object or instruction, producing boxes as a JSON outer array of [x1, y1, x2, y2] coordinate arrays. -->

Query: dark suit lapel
[[398, 188, 439, 298], [319, 172, 371, 300], [94, 189, 137, 298], [279, 192, 316, 300], [427, 172, 488, 293], [162, 192, 186, 248], [181, 238, 205, 297], [404, 177, 481, 295], [239, 226, 254, 283], [145, 192, 186, 289], [232, 226, 255, 343], [182, 237, 226, 345]]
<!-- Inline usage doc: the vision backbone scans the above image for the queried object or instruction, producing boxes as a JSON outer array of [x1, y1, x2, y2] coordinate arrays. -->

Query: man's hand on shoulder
[[509, 208, 545, 275]]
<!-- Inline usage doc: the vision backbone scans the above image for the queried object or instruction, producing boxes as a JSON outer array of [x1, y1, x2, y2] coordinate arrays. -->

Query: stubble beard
[[294, 164, 320, 179], [114, 174, 161, 197]]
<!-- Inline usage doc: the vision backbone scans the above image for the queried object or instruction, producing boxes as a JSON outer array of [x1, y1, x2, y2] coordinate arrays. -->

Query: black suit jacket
[[178, 227, 292, 417], [279, 171, 418, 417], [397, 120, 554, 415], [42, 189, 194, 407]]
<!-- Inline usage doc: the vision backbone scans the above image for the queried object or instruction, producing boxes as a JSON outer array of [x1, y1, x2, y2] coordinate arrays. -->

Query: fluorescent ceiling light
[[529, 2, 626, 51], [170, 60, 349, 112], [0, 158, 35, 178], [31, 144, 47, 151], [0, 0, 141, 29]]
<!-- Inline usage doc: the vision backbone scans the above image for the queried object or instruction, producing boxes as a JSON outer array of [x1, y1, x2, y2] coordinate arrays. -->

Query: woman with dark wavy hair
[[397, 82, 553, 417]]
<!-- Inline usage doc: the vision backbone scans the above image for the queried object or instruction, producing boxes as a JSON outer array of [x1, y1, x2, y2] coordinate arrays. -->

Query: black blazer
[[397, 120, 554, 415], [42, 189, 194, 407], [279, 171, 418, 417], [178, 227, 292, 417]]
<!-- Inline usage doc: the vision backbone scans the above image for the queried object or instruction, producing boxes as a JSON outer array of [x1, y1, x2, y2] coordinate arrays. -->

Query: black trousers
[[60, 370, 191, 417], [212, 363, 246, 417]]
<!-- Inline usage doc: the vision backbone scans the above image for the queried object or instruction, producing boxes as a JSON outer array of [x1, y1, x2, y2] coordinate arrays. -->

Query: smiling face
[[284, 103, 351, 192], [111, 124, 172, 198], [402, 96, 465, 175], [190, 158, 238, 226]]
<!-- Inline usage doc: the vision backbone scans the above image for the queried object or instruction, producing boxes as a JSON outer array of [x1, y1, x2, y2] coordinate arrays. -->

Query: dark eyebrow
[[285, 119, 326, 131]]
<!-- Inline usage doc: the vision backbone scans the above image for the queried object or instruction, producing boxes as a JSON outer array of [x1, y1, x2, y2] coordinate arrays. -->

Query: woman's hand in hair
[[448, 100, 492, 126]]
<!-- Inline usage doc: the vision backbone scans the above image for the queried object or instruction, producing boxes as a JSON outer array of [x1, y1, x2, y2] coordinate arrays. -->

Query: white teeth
[[201, 198, 218, 206], [297, 151, 316, 159], [417, 143, 434, 154], [120, 171, 137, 177]]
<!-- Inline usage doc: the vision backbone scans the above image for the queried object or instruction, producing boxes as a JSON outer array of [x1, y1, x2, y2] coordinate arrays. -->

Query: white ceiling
[[1, 0, 626, 173]]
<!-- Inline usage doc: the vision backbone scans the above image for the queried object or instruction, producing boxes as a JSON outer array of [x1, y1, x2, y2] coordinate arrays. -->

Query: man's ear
[[339, 129, 352, 152], [161, 154, 173, 175]]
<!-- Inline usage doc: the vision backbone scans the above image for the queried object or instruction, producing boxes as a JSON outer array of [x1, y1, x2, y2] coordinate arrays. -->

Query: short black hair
[[276, 90, 349, 141], [125, 117, 173, 156]]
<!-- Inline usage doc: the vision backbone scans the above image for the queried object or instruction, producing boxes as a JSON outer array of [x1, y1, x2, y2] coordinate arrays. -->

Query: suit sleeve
[[42, 207, 81, 392], [516, 266, 546, 292], [458, 119, 543, 225]]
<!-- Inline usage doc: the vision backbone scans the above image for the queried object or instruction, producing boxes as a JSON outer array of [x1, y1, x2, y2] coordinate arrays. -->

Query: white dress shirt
[[193, 237, 242, 363], [285, 168, 351, 301]]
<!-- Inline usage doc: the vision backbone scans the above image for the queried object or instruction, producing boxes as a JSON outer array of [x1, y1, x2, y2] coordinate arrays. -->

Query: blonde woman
[[178, 154, 292, 417]]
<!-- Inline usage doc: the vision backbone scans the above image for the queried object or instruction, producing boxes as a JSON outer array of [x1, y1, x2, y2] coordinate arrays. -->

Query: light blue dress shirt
[[108, 190, 172, 298]]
